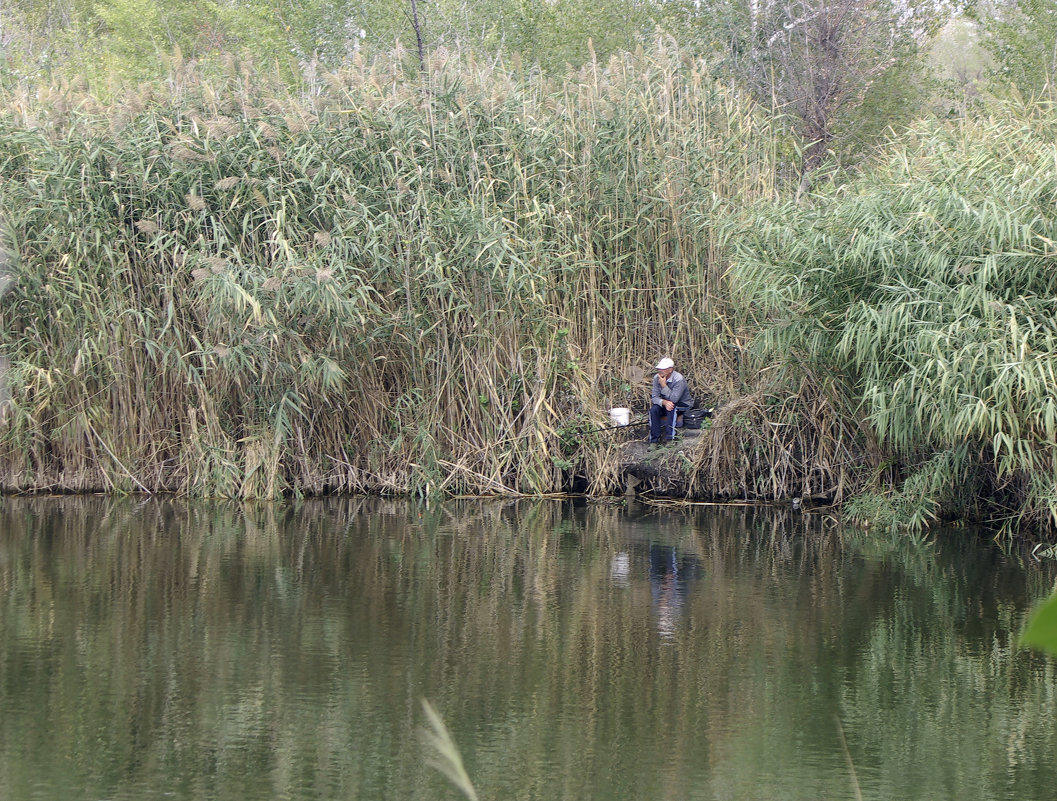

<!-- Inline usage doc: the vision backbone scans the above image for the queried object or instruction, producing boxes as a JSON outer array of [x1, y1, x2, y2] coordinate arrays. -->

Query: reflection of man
[[649, 358, 694, 444], [649, 543, 687, 639]]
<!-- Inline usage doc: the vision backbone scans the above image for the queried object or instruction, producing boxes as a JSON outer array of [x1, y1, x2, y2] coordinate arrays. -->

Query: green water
[[0, 497, 1055, 801]]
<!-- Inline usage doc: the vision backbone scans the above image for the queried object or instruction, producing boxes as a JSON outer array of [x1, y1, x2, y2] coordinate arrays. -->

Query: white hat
[[655, 357, 674, 370]]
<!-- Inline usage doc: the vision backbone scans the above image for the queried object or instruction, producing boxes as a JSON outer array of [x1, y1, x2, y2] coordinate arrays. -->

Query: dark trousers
[[649, 403, 689, 442]]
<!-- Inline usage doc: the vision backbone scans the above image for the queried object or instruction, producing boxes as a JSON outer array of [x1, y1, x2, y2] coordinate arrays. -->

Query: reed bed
[[0, 45, 780, 497], [727, 105, 1057, 532]]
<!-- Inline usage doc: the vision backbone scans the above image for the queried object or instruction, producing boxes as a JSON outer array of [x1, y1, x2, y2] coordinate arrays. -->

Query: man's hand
[[663, 400, 675, 411], [658, 374, 668, 388]]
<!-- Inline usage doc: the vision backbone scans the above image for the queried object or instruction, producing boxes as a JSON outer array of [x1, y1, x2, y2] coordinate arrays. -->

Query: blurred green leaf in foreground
[[1020, 593, 1057, 658]]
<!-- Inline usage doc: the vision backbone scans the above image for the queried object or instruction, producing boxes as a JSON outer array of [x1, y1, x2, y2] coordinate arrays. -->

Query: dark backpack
[[681, 407, 711, 429]]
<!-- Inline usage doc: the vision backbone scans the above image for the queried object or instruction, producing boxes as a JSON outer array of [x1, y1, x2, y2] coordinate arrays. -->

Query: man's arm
[[665, 374, 691, 408]]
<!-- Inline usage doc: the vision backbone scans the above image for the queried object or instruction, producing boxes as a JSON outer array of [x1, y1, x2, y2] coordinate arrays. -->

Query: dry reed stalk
[[0, 44, 781, 499]]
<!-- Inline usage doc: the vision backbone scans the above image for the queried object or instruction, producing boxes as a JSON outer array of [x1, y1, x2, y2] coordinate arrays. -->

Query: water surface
[[1, 497, 1055, 800]]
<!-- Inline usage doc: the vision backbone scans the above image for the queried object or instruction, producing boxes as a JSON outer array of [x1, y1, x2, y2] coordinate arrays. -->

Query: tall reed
[[0, 45, 779, 497], [727, 105, 1057, 532]]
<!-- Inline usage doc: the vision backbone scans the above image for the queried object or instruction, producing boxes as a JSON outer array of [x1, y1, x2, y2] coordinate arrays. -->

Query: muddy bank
[[616, 428, 707, 498], [613, 423, 831, 508]]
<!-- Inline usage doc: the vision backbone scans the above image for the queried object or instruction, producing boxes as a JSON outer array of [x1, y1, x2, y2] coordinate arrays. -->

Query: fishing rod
[[590, 407, 715, 434], [594, 418, 649, 433]]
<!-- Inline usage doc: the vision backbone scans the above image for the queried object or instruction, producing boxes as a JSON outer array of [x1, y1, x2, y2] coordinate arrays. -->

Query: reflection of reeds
[[0, 46, 779, 497], [1, 496, 1055, 799]]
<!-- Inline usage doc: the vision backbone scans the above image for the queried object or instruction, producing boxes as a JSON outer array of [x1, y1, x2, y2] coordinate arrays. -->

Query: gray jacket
[[651, 371, 694, 409]]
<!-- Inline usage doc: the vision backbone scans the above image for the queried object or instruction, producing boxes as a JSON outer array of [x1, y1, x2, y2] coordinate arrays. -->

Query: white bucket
[[609, 407, 631, 427]]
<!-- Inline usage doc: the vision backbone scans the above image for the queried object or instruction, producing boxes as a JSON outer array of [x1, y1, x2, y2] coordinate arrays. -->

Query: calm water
[[1, 497, 1055, 801]]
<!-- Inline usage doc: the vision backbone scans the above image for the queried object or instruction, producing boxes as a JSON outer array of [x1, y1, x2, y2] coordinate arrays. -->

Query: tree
[[0, 0, 294, 81], [693, 1, 956, 189], [426, 0, 664, 72], [978, 0, 1057, 98]]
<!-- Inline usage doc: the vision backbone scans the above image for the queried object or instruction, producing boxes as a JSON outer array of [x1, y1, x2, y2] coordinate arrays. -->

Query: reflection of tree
[[0, 497, 1054, 801]]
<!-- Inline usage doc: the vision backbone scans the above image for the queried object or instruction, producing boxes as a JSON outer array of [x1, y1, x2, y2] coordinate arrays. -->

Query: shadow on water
[[0, 495, 1055, 801]]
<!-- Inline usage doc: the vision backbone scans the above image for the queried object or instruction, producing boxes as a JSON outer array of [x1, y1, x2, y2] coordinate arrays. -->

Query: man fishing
[[649, 357, 694, 444]]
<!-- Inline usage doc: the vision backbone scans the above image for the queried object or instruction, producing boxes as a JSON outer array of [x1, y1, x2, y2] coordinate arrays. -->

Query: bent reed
[[0, 45, 782, 499], [729, 106, 1057, 533]]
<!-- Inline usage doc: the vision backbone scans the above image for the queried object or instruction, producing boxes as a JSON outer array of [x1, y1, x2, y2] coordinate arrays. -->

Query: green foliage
[[927, 17, 991, 116], [840, 50, 937, 155], [978, 0, 1057, 99], [684, 0, 953, 171], [729, 105, 1057, 532], [0, 0, 700, 85], [0, 0, 956, 174], [844, 447, 972, 531]]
